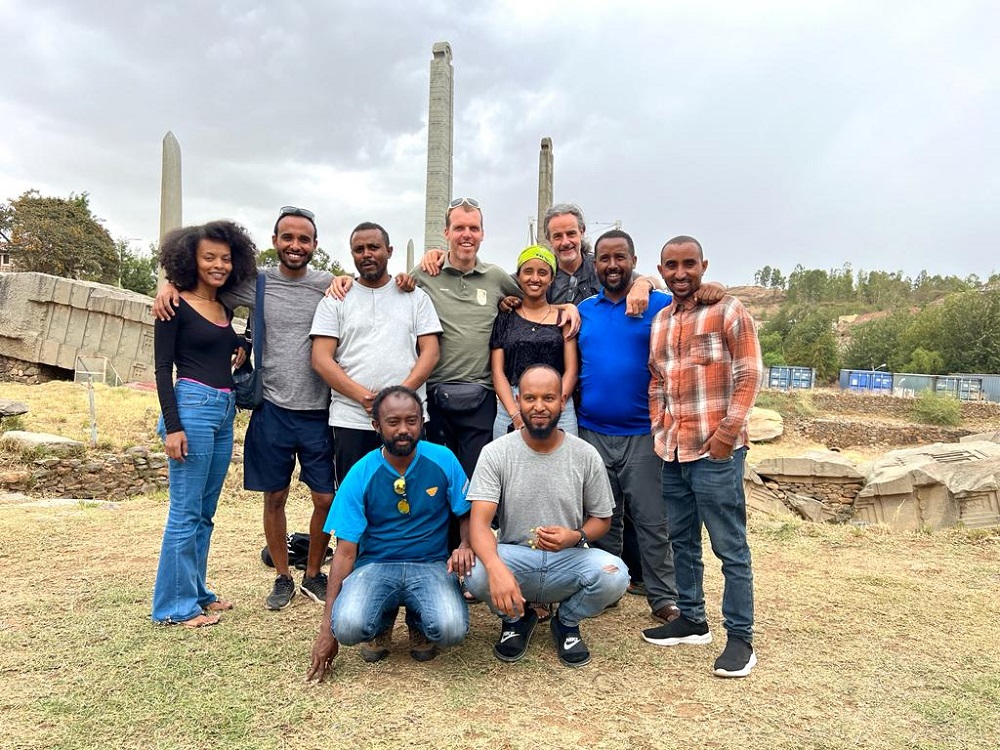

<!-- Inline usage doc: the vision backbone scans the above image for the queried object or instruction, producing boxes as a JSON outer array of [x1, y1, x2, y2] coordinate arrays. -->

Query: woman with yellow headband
[[489, 245, 579, 438]]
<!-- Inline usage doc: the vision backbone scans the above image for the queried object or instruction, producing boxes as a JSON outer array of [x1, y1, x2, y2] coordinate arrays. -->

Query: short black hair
[[593, 229, 635, 256], [159, 220, 258, 292], [273, 211, 318, 241], [350, 222, 391, 248], [663, 235, 703, 256], [371, 385, 422, 422], [517, 363, 562, 389]]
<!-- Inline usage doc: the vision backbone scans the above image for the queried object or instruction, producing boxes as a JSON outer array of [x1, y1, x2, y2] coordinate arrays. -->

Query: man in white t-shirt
[[310, 222, 442, 488]]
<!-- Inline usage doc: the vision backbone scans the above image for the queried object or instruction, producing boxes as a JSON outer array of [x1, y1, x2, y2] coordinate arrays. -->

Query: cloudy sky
[[1, 0, 996, 285]]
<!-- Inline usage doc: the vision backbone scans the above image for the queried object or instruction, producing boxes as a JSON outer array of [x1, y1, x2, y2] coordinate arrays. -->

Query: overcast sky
[[1, 0, 996, 285]]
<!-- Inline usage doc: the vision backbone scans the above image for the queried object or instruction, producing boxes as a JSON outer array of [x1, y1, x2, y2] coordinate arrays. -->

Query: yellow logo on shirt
[[477, 289, 488, 306], [426, 487, 439, 497]]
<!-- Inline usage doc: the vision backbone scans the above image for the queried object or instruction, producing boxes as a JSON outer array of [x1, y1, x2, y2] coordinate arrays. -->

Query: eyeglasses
[[278, 205, 315, 220], [393, 476, 410, 515], [448, 197, 481, 210]]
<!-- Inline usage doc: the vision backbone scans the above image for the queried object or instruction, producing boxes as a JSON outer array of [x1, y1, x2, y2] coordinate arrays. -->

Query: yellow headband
[[516, 245, 557, 274]]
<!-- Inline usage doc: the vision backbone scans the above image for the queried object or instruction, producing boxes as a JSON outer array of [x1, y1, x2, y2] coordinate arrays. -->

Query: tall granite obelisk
[[157, 131, 182, 289], [423, 42, 454, 252], [537, 137, 553, 244]]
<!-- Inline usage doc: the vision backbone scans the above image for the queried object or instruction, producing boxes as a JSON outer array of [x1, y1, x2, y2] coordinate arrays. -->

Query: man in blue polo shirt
[[577, 229, 723, 626], [306, 386, 473, 680]]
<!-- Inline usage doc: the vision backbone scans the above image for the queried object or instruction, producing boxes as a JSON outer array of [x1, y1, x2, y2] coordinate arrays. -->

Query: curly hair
[[159, 220, 258, 292]]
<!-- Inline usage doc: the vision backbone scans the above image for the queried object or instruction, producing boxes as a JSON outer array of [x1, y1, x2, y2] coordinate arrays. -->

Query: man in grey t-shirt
[[465, 365, 629, 668]]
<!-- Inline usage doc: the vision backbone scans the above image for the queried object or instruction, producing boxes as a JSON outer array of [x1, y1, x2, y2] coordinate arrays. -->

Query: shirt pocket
[[688, 332, 724, 365]]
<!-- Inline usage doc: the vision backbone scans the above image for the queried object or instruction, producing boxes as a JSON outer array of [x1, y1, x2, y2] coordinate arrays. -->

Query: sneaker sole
[[556, 652, 592, 669], [264, 591, 295, 611], [299, 585, 325, 605], [713, 650, 757, 678], [493, 618, 538, 663], [641, 631, 713, 647]]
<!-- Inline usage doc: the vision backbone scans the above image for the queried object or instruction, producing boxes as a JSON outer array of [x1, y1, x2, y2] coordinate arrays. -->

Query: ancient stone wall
[[791, 417, 970, 448], [0, 354, 70, 384], [1, 446, 168, 499], [803, 391, 1000, 421]]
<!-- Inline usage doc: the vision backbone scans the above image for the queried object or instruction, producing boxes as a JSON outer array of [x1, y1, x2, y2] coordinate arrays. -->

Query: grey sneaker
[[265, 574, 295, 610], [408, 624, 438, 662], [300, 572, 328, 604], [360, 627, 393, 663]]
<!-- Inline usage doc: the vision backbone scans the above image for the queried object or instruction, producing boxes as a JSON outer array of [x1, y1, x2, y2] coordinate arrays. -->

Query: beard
[[382, 434, 417, 457], [524, 411, 560, 440]]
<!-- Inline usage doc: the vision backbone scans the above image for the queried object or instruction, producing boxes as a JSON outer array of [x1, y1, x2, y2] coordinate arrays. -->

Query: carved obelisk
[[406, 238, 415, 272], [423, 42, 454, 252], [537, 137, 553, 243], [157, 131, 183, 289]]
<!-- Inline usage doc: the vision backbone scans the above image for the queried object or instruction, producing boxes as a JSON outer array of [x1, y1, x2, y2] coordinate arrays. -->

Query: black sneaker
[[493, 609, 539, 663], [713, 636, 757, 678], [300, 572, 328, 604], [360, 627, 392, 663], [265, 574, 295, 610], [408, 624, 438, 662], [550, 616, 591, 668], [642, 615, 713, 646]]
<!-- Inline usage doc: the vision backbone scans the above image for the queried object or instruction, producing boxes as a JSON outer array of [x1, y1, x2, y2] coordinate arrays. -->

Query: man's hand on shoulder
[[420, 248, 446, 277], [305, 629, 339, 683], [152, 281, 181, 321], [326, 275, 354, 300], [394, 273, 417, 293], [626, 277, 655, 317], [695, 281, 726, 305], [556, 304, 580, 339], [498, 295, 522, 313]]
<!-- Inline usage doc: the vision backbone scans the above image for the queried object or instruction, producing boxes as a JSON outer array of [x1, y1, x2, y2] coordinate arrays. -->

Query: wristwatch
[[575, 528, 588, 548]]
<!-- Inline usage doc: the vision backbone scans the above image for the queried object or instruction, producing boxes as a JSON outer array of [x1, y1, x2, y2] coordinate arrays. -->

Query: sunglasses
[[278, 205, 315, 220], [448, 197, 481, 210], [393, 476, 410, 515]]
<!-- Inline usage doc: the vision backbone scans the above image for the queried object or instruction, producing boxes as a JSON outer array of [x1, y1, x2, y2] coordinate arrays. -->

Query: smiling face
[[594, 236, 636, 300], [546, 212, 584, 272], [350, 228, 392, 286], [194, 239, 232, 293], [517, 258, 554, 301], [517, 366, 564, 440], [272, 215, 317, 276], [658, 241, 708, 301], [444, 206, 484, 271]]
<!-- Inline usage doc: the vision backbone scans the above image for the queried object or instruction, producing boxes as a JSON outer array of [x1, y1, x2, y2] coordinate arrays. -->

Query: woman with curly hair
[[152, 220, 257, 627]]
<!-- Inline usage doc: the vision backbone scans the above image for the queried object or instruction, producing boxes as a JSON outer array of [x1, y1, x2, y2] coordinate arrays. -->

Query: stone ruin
[[0, 271, 155, 384], [748, 439, 1000, 531]]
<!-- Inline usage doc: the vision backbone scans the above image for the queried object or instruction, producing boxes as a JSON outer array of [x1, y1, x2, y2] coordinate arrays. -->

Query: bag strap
[[253, 272, 266, 371]]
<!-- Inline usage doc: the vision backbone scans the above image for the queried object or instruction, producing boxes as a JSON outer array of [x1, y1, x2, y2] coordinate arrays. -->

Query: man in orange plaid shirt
[[642, 235, 763, 678]]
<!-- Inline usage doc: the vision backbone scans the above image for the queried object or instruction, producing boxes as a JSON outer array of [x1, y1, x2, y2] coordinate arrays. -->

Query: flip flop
[[179, 613, 221, 628], [204, 599, 234, 612]]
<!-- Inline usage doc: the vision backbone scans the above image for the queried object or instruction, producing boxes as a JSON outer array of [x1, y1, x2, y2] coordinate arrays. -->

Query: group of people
[[150, 199, 764, 680]]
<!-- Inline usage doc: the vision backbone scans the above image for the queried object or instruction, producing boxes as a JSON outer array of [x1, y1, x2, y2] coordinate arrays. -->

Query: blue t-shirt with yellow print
[[324, 441, 470, 567]]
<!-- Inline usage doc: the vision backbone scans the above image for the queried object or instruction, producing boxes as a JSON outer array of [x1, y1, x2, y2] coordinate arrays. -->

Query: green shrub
[[912, 390, 962, 426]]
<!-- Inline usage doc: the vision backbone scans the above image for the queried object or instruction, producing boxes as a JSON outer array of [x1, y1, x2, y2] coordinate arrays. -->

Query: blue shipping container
[[768, 366, 816, 390], [841, 369, 893, 394]]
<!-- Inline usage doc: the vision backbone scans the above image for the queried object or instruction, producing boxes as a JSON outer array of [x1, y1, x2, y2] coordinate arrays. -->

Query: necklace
[[519, 305, 554, 331], [188, 290, 218, 302]]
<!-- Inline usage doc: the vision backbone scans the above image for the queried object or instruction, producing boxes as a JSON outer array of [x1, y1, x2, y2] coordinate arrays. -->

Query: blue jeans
[[152, 380, 235, 623], [332, 561, 468, 646], [493, 387, 578, 439], [660, 447, 754, 641], [465, 545, 629, 627]]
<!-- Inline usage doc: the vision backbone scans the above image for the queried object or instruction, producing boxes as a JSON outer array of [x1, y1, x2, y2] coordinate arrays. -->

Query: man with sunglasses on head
[[154, 206, 337, 612], [306, 386, 472, 680]]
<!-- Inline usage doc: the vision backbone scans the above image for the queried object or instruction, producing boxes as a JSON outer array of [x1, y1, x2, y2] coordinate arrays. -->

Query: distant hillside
[[728, 285, 785, 321]]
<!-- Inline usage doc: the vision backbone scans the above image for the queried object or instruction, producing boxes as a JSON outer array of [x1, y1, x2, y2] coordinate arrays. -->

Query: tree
[[1, 190, 118, 283], [904, 347, 946, 375], [118, 240, 158, 296], [781, 310, 840, 381], [753, 265, 772, 287], [936, 290, 1000, 373], [842, 312, 911, 371], [769, 269, 786, 289]]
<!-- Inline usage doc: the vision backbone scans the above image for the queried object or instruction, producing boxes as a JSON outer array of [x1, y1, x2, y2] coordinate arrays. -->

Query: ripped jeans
[[465, 545, 629, 627]]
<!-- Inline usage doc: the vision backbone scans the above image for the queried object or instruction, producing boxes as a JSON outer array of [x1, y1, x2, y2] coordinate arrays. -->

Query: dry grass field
[[1, 382, 998, 750]]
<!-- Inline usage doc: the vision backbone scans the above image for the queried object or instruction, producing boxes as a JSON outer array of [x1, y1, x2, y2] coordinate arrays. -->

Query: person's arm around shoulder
[[152, 281, 181, 321], [625, 275, 659, 317], [306, 539, 357, 682], [695, 281, 726, 304]]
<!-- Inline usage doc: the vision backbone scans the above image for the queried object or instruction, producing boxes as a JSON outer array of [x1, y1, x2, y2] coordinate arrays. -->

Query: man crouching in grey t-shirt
[[465, 365, 629, 668]]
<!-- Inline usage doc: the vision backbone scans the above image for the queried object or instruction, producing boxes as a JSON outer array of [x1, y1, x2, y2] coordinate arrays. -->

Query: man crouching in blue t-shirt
[[307, 386, 473, 680]]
